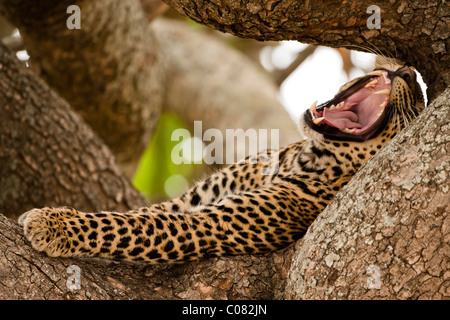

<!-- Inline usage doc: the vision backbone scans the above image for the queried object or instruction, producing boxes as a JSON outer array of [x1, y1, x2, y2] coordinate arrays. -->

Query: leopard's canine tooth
[[313, 117, 324, 125], [309, 100, 318, 112]]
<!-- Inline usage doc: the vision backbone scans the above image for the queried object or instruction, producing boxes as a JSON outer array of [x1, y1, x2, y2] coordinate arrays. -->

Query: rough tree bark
[[0, 0, 448, 300]]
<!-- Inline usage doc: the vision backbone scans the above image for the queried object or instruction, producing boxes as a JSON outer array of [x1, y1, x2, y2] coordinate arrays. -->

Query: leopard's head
[[300, 64, 425, 144]]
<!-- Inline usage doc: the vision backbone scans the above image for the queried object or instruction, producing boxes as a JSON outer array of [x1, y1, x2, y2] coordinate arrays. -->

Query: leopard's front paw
[[18, 207, 77, 258]]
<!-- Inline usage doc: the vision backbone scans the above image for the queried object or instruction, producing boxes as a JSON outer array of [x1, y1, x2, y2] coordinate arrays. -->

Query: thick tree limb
[[286, 87, 450, 299], [162, 0, 449, 100]]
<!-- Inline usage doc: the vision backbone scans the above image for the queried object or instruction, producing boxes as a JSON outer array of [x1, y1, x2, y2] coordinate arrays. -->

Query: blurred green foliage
[[132, 112, 195, 202]]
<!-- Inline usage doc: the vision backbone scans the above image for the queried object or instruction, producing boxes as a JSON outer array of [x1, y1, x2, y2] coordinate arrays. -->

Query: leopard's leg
[[19, 182, 319, 263]]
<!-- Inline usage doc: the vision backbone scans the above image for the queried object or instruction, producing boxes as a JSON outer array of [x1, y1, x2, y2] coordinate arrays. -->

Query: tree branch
[[161, 0, 449, 100], [0, 211, 294, 299], [273, 44, 317, 86], [140, 0, 169, 21]]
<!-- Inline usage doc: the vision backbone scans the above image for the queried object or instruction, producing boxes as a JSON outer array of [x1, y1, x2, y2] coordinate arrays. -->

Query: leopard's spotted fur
[[18, 64, 425, 264]]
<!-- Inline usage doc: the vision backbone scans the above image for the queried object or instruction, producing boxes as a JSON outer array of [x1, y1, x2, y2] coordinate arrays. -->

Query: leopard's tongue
[[323, 109, 362, 129], [321, 83, 387, 131]]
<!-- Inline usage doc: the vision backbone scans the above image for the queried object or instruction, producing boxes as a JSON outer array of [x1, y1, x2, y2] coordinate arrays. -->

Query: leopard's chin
[[304, 70, 392, 142]]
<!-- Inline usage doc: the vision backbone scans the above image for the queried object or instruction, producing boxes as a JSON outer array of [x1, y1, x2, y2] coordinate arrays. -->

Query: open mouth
[[305, 70, 392, 141]]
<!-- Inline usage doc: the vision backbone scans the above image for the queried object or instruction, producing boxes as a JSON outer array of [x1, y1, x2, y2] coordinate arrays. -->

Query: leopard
[[18, 63, 424, 264]]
